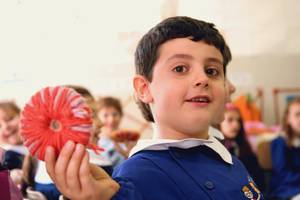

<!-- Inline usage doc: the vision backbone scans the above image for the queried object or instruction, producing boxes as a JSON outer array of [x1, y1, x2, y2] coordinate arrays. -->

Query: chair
[[256, 133, 278, 196]]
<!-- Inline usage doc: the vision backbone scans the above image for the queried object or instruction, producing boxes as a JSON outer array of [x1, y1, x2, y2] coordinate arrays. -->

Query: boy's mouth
[[186, 95, 211, 103]]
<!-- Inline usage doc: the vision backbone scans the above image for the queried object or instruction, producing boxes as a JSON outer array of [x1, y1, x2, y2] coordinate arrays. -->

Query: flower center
[[50, 119, 62, 132]]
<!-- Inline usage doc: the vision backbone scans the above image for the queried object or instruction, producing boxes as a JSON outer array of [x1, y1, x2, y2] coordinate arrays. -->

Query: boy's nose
[[195, 81, 208, 87], [194, 78, 209, 88], [193, 69, 209, 88]]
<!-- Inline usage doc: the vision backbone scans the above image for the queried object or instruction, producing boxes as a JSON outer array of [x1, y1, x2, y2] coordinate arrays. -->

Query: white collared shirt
[[129, 126, 232, 164], [0, 144, 29, 155]]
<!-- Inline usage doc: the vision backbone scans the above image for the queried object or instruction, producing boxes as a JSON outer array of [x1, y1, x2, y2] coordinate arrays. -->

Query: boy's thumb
[[89, 164, 110, 180], [89, 164, 120, 199]]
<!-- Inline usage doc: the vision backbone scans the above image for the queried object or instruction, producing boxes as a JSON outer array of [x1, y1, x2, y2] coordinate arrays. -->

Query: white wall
[[1, 0, 300, 137]]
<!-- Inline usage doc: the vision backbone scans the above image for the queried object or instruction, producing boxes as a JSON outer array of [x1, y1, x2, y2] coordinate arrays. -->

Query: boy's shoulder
[[114, 145, 247, 176], [112, 147, 263, 200], [113, 145, 250, 184], [112, 150, 168, 178], [112, 150, 191, 199]]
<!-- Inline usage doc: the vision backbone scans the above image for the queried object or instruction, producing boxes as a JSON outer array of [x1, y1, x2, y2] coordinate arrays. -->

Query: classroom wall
[[1, 0, 300, 138], [229, 55, 300, 125]]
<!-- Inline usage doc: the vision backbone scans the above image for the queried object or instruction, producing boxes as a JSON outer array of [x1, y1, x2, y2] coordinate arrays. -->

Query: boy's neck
[[152, 124, 209, 140]]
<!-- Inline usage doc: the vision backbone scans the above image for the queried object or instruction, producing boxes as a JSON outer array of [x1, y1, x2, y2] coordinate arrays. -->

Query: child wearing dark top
[[269, 97, 300, 199], [45, 16, 264, 200], [96, 96, 137, 170], [0, 101, 25, 170], [0, 147, 23, 200], [220, 103, 265, 193]]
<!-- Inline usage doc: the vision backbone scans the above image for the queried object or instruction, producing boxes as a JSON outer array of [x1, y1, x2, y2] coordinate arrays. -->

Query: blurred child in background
[[269, 97, 300, 199], [96, 97, 138, 169], [0, 101, 27, 191], [66, 85, 113, 175], [220, 103, 265, 192], [0, 101, 26, 170]]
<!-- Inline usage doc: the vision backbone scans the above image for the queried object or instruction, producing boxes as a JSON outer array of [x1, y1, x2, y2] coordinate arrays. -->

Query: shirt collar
[[129, 127, 232, 164], [0, 144, 29, 155], [208, 126, 224, 139]]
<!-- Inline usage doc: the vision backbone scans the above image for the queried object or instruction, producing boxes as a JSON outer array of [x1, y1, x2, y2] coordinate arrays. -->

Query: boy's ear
[[133, 75, 153, 103]]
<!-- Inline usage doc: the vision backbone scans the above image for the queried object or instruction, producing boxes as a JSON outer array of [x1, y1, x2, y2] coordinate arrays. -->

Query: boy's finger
[[85, 162, 120, 200], [66, 144, 86, 191], [79, 152, 91, 181], [45, 146, 57, 182], [79, 152, 92, 189], [55, 141, 76, 189]]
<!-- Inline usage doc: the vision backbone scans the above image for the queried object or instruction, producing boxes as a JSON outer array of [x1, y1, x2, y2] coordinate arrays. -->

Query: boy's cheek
[[212, 106, 225, 125]]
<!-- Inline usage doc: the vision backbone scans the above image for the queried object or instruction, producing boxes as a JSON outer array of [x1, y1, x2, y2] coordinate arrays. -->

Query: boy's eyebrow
[[166, 54, 194, 62], [205, 57, 223, 65], [166, 54, 223, 65]]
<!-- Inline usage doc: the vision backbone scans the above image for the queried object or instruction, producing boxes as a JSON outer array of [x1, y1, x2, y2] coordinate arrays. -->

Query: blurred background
[[1, 0, 300, 137]]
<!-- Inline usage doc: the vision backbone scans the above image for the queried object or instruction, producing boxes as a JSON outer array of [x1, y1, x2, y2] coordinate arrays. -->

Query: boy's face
[[142, 38, 226, 139]]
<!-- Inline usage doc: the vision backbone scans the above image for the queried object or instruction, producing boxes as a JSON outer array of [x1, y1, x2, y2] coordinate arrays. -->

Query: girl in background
[[0, 101, 25, 170], [269, 97, 300, 199], [0, 101, 27, 190], [220, 103, 265, 192], [66, 85, 113, 175], [96, 97, 138, 168]]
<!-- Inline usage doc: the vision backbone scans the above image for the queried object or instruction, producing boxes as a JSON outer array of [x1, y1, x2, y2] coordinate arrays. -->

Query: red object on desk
[[112, 130, 140, 142]]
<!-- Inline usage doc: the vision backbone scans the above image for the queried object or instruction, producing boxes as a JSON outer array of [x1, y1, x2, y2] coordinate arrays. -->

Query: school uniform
[[269, 136, 300, 199], [0, 144, 28, 170], [224, 139, 266, 192], [112, 128, 263, 200]]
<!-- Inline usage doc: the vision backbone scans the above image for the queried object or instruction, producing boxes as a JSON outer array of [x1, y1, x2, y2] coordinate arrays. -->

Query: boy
[[45, 16, 262, 200]]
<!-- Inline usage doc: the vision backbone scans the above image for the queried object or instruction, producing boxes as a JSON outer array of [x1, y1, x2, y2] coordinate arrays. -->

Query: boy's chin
[[183, 128, 209, 139]]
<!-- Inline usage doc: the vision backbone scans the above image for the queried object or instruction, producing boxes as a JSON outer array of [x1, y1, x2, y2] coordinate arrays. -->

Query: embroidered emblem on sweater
[[242, 176, 262, 200]]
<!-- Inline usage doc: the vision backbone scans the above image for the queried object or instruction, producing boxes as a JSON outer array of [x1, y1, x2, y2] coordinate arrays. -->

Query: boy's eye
[[173, 65, 188, 73], [205, 67, 219, 77]]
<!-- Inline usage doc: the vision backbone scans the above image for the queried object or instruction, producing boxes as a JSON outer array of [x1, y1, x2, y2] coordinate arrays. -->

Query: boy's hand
[[45, 141, 120, 200]]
